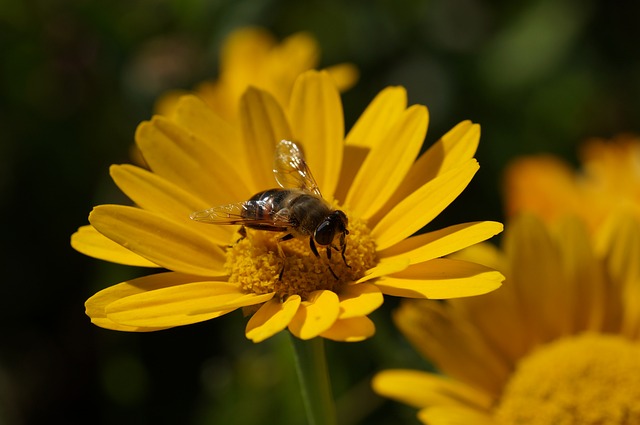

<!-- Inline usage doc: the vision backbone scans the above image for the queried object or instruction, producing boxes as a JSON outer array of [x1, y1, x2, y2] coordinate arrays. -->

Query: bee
[[190, 139, 349, 280]]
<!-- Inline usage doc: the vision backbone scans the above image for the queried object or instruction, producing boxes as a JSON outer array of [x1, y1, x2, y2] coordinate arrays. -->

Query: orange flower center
[[224, 212, 377, 300], [494, 332, 640, 425]]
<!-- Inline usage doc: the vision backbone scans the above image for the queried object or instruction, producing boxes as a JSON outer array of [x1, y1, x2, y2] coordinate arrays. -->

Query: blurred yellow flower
[[72, 70, 503, 343], [373, 213, 640, 424], [504, 135, 640, 232], [155, 26, 359, 121]]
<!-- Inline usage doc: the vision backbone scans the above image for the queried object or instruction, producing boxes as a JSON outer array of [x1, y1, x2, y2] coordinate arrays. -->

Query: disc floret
[[225, 214, 377, 300]]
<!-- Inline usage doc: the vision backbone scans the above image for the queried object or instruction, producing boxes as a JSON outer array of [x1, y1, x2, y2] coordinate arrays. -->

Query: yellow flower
[[155, 26, 359, 121], [373, 213, 640, 424], [71, 70, 504, 343], [504, 134, 640, 232]]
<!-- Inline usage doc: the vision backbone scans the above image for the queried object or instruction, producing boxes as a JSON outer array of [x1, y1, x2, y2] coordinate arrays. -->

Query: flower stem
[[289, 334, 337, 425]]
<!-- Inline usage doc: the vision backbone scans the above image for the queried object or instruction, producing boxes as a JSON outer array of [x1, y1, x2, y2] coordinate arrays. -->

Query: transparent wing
[[190, 202, 249, 224], [190, 200, 293, 230], [273, 139, 322, 197]]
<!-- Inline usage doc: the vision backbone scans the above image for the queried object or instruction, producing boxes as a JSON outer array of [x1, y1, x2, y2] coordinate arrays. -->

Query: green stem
[[289, 334, 337, 425]]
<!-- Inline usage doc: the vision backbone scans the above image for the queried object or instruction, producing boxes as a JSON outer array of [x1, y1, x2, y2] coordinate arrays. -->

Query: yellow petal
[[346, 105, 429, 219], [596, 210, 640, 285], [195, 80, 236, 122], [153, 89, 188, 117], [449, 292, 530, 368], [239, 87, 293, 191], [170, 95, 244, 168], [337, 283, 384, 319], [110, 164, 234, 246], [372, 159, 479, 250], [323, 63, 359, 92], [220, 27, 275, 74], [503, 154, 581, 225], [289, 70, 343, 199], [372, 369, 493, 410], [245, 295, 302, 343], [345, 86, 407, 148], [447, 242, 507, 272], [333, 144, 369, 204], [106, 281, 274, 328], [71, 225, 159, 267], [135, 116, 251, 205], [320, 316, 375, 342], [335, 87, 408, 202], [355, 258, 410, 283], [85, 272, 208, 331], [270, 32, 320, 74], [375, 259, 504, 299], [395, 299, 510, 396], [554, 217, 604, 333], [288, 290, 340, 339], [420, 120, 480, 176], [379, 221, 504, 265], [210, 28, 275, 119], [370, 121, 480, 224], [505, 214, 565, 343], [595, 211, 640, 336], [89, 205, 226, 276], [418, 405, 494, 425], [446, 244, 529, 364]]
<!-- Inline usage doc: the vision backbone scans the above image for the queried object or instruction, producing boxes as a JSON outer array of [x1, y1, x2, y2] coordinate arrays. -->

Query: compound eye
[[314, 220, 334, 246]]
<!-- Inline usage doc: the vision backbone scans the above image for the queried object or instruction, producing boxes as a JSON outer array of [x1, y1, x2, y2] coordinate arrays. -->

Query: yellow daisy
[[155, 26, 359, 121], [71, 70, 504, 343], [373, 212, 640, 424], [504, 134, 640, 232]]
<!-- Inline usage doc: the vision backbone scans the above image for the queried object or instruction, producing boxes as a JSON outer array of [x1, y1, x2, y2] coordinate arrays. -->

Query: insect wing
[[190, 200, 293, 229], [273, 140, 322, 197]]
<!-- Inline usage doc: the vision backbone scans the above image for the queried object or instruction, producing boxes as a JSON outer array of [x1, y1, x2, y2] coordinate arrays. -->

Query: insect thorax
[[287, 192, 333, 237], [242, 188, 332, 238]]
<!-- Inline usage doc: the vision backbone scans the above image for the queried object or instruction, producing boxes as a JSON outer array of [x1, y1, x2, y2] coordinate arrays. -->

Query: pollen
[[224, 214, 378, 300], [494, 332, 640, 425]]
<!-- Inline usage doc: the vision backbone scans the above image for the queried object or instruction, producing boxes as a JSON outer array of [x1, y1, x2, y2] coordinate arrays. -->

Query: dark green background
[[2, 0, 639, 424]]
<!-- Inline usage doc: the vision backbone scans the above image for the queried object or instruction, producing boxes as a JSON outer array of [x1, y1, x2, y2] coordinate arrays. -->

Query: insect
[[190, 139, 350, 280]]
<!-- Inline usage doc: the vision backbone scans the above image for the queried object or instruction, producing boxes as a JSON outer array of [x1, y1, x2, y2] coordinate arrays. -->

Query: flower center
[[224, 212, 377, 300], [494, 332, 640, 425]]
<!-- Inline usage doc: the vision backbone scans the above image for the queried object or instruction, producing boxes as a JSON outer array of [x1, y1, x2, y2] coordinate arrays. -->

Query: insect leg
[[325, 246, 339, 280], [277, 233, 295, 280], [280, 233, 295, 242], [310, 238, 339, 279], [227, 226, 248, 247], [329, 240, 351, 268], [340, 242, 351, 268], [234, 226, 248, 244], [309, 237, 320, 257]]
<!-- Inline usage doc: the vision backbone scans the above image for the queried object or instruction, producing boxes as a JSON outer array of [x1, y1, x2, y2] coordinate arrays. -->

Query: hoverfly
[[190, 140, 349, 280]]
